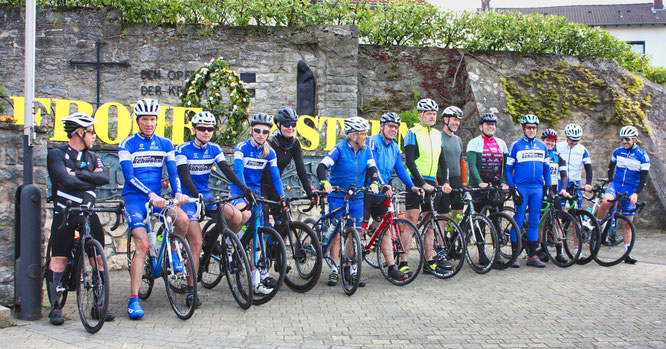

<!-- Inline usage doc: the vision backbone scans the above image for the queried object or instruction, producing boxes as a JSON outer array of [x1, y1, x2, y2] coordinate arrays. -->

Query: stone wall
[[0, 125, 48, 307]]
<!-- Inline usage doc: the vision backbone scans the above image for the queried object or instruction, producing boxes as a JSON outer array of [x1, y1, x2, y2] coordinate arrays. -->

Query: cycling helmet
[[619, 125, 638, 138], [380, 112, 401, 125], [564, 123, 582, 141], [478, 113, 497, 125], [62, 112, 98, 136], [442, 106, 464, 119], [344, 117, 370, 134], [133, 98, 161, 118], [191, 111, 216, 126], [416, 98, 439, 112], [520, 114, 540, 125], [275, 108, 299, 124], [541, 129, 558, 140], [250, 113, 273, 127]]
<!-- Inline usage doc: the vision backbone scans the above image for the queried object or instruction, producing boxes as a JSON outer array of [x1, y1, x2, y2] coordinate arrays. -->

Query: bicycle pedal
[[56, 286, 66, 293]]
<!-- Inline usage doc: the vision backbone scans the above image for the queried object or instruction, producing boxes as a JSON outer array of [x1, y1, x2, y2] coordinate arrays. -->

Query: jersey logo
[[516, 150, 545, 162], [244, 158, 267, 170], [132, 155, 164, 167]]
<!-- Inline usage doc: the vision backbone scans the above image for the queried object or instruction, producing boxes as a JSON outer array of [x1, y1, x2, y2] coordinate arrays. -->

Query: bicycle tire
[[421, 216, 466, 279], [127, 229, 154, 300], [487, 211, 521, 270], [377, 218, 423, 286], [77, 239, 109, 333], [282, 221, 323, 293], [339, 226, 362, 296], [45, 239, 70, 309], [570, 209, 601, 265], [250, 227, 287, 305], [461, 213, 499, 274], [221, 228, 253, 309], [199, 219, 224, 289], [542, 210, 581, 268], [163, 233, 197, 320], [595, 214, 636, 267]]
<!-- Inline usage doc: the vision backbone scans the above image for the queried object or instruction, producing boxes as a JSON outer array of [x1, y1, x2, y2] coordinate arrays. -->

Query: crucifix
[[70, 40, 130, 108]]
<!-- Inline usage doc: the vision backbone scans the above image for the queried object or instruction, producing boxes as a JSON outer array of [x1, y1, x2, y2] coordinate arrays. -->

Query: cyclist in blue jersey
[[229, 113, 288, 295], [119, 99, 191, 319], [506, 114, 552, 268], [175, 111, 252, 306], [595, 126, 650, 264], [362, 112, 421, 281], [316, 116, 380, 286]]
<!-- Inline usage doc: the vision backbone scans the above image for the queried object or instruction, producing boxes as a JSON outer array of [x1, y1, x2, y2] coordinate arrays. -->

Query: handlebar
[[57, 200, 125, 231]]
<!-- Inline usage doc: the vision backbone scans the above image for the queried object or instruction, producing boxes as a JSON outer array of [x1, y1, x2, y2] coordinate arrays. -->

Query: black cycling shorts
[[437, 176, 464, 214], [364, 194, 390, 222], [49, 213, 105, 257], [405, 179, 436, 211]]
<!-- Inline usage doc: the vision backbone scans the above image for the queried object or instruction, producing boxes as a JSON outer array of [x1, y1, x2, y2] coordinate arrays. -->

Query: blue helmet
[[520, 114, 539, 125]]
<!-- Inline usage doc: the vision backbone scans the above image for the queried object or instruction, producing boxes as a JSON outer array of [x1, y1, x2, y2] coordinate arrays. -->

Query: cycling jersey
[[546, 149, 567, 191], [319, 140, 377, 199], [467, 135, 508, 187], [441, 131, 464, 178], [175, 140, 226, 199], [610, 144, 650, 188], [366, 133, 414, 189], [506, 137, 552, 188], [261, 132, 313, 199], [118, 133, 182, 197], [230, 139, 283, 198], [555, 141, 591, 182], [404, 124, 442, 182]]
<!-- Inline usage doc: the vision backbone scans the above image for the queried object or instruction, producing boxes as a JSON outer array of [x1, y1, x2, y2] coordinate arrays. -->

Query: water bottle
[[447, 214, 462, 232], [148, 231, 158, 257], [582, 207, 594, 231], [322, 219, 338, 246]]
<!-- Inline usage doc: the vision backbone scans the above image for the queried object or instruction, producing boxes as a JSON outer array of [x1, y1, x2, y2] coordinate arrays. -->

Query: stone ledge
[[0, 304, 9, 328]]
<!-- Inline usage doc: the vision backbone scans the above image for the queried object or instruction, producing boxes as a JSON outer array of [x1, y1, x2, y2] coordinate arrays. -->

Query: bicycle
[[126, 197, 201, 320], [567, 183, 602, 265], [594, 191, 645, 266], [477, 185, 522, 270], [305, 185, 365, 295], [415, 186, 466, 279], [535, 193, 582, 267], [356, 190, 424, 286], [198, 194, 253, 309], [45, 200, 123, 333]]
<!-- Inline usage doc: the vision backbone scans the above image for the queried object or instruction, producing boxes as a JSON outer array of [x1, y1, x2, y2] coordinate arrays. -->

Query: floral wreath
[[179, 57, 252, 146]]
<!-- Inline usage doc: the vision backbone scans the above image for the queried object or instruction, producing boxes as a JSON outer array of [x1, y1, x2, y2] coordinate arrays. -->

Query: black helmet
[[275, 108, 298, 124], [380, 112, 401, 125], [478, 113, 497, 125], [250, 113, 273, 127]]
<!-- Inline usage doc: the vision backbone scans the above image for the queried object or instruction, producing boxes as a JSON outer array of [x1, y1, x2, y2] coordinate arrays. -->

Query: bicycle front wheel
[[199, 220, 224, 289], [488, 211, 521, 270], [339, 227, 362, 296], [127, 228, 154, 299], [222, 229, 253, 309], [462, 213, 499, 274], [251, 227, 287, 305], [542, 210, 581, 268], [163, 234, 197, 320], [76, 239, 109, 334], [283, 221, 323, 293], [595, 214, 636, 267], [570, 209, 601, 265], [377, 218, 423, 286], [422, 216, 466, 279]]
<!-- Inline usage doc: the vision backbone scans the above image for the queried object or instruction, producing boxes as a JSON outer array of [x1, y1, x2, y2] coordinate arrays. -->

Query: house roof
[[496, 3, 666, 26]]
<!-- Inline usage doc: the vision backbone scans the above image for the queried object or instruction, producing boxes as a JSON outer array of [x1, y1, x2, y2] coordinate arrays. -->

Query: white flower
[[187, 101, 191, 106]]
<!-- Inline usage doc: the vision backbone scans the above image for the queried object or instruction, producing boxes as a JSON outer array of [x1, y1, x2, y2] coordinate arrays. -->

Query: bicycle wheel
[[421, 216, 466, 279], [488, 212, 521, 270], [282, 221, 323, 293], [339, 226, 362, 296], [250, 227, 287, 305], [377, 218, 423, 286], [163, 234, 197, 320], [542, 210, 581, 268], [461, 213, 499, 274], [595, 214, 635, 267], [362, 224, 381, 270], [76, 239, 109, 333], [221, 228, 253, 309], [199, 220, 224, 289], [127, 229, 154, 300], [45, 240, 69, 309], [570, 209, 601, 265]]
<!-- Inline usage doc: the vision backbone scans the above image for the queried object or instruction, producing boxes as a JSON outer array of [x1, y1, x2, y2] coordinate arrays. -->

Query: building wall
[[602, 25, 666, 68]]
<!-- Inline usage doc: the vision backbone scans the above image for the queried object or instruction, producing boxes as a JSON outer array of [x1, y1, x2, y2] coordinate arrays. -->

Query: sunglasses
[[196, 126, 215, 133], [621, 137, 632, 142], [524, 126, 538, 130], [281, 122, 297, 128], [253, 127, 270, 135]]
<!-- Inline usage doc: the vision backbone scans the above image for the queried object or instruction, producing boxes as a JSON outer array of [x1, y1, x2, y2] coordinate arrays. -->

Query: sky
[[430, 0, 651, 12]]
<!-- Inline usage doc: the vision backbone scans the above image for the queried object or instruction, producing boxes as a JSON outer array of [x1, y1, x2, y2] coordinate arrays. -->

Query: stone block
[[0, 246, 13, 263], [0, 304, 9, 328], [106, 253, 125, 271], [4, 148, 17, 166], [113, 237, 128, 253]]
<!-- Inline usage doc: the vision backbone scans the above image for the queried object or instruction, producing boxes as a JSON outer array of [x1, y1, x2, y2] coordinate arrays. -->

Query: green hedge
[[2, 0, 664, 85]]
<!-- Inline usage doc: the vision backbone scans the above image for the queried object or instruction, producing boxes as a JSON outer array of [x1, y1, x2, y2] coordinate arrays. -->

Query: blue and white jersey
[[506, 137, 551, 187], [546, 150, 566, 190], [175, 141, 226, 198], [611, 145, 650, 188], [230, 139, 283, 197], [366, 134, 414, 189], [321, 140, 377, 199], [555, 141, 591, 182], [118, 133, 181, 197]]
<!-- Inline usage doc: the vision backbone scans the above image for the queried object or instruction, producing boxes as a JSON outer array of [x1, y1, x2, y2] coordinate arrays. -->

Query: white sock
[[252, 269, 260, 287], [330, 265, 338, 274], [625, 244, 630, 251], [259, 268, 269, 281]]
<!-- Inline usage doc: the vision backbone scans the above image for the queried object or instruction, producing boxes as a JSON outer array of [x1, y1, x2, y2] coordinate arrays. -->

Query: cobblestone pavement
[[2, 231, 665, 348]]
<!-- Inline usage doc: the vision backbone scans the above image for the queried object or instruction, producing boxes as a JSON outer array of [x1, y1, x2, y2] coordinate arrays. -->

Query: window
[[627, 41, 645, 55]]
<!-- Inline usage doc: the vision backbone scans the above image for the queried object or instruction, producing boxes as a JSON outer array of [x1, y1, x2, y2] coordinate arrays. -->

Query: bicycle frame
[[362, 198, 400, 252], [146, 205, 182, 279]]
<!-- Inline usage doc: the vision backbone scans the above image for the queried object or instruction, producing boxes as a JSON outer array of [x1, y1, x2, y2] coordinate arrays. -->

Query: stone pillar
[[0, 124, 48, 307]]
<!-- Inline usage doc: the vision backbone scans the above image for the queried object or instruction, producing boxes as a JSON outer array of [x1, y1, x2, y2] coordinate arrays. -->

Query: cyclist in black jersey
[[46, 112, 114, 325]]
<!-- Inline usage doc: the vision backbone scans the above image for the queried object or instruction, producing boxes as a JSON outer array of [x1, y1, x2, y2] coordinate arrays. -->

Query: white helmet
[[416, 98, 439, 112], [619, 126, 638, 138], [564, 124, 583, 141], [134, 99, 161, 118], [344, 117, 370, 134], [442, 106, 464, 119], [62, 112, 98, 135], [192, 111, 216, 126]]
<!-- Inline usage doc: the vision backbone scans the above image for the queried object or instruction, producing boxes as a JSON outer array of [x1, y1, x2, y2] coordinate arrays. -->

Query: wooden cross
[[69, 41, 130, 108]]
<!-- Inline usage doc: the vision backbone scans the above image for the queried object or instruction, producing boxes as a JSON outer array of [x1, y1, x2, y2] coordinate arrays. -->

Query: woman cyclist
[[230, 113, 288, 295]]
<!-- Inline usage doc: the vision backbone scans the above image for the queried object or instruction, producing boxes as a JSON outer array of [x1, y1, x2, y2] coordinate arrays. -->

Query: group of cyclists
[[45, 95, 650, 325]]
